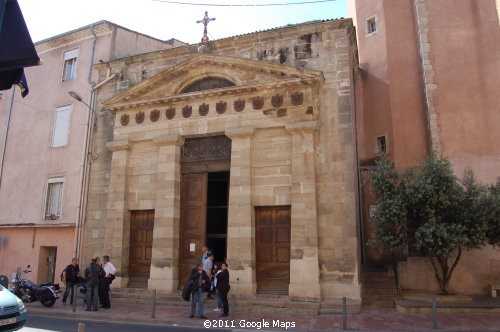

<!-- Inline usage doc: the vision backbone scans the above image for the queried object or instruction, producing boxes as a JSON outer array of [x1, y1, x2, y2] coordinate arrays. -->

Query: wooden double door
[[129, 210, 154, 288], [256, 206, 291, 294]]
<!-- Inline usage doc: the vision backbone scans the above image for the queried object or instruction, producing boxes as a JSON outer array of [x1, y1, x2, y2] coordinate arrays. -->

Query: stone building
[[0, 21, 183, 284], [83, 19, 361, 306], [349, 0, 500, 297]]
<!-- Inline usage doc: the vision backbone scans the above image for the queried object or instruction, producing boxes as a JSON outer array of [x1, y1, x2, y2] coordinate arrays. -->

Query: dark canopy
[[0, 0, 39, 97]]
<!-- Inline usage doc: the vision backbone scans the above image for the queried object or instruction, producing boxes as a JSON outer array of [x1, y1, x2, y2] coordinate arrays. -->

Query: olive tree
[[369, 154, 499, 295]]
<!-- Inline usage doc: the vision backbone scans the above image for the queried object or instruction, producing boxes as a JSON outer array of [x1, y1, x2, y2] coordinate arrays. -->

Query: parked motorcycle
[[10, 265, 61, 307]]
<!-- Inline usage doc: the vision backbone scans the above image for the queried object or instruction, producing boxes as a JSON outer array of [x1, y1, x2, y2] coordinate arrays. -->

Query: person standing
[[62, 257, 80, 305], [189, 263, 209, 319], [201, 246, 211, 266], [84, 257, 104, 311], [216, 262, 230, 317], [99, 255, 116, 309], [203, 253, 214, 299], [212, 262, 223, 312]]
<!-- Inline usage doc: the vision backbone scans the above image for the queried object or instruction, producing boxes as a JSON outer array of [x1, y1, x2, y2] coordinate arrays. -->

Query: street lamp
[[68, 90, 91, 108]]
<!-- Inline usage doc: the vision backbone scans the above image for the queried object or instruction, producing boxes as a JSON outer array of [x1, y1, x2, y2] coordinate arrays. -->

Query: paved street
[[21, 315, 220, 332], [23, 299, 500, 332]]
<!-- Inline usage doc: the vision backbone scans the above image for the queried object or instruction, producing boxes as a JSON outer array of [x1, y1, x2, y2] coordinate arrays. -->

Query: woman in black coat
[[215, 262, 230, 317]]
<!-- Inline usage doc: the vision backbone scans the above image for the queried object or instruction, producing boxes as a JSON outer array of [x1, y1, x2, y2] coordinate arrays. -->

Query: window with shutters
[[62, 49, 78, 81], [51, 106, 72, 147], [45, 178, 64, 220]]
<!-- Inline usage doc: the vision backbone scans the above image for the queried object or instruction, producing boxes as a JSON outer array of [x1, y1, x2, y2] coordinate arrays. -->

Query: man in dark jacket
[[189, 263, 210, 318], [216, 262, 230, 317], [84, 257, 105, 311], [62, 257, 80, 305]]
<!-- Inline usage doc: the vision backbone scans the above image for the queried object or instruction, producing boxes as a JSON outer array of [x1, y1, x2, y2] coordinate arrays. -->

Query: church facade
[[84, 19, 360, 304]]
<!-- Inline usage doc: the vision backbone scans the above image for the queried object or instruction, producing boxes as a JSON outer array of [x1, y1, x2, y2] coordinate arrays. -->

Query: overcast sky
[[19, 0, 347, 44]]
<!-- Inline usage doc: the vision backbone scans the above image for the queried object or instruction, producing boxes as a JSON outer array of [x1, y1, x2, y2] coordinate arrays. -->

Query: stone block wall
[[85, 19, 360, 300]]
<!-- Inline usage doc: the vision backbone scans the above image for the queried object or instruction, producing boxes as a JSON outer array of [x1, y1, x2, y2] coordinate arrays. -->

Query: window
[[62, 49, 78, 81], [366, 16, 377, 35], [377, 135, 387, 154], [45, 178, 64, 220], [51, 106, 72, 147]]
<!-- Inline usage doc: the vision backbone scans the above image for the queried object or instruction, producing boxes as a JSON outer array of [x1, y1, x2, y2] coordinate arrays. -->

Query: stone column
[[148, 134, 184, 291], [225, 127, 255, 296], [104, 139, 130, 288], [285, 121, 321, 300]]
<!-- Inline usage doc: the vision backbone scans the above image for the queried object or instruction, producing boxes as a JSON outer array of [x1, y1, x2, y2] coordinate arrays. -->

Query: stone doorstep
[[396, 303, 500, 314], [110, 288, 362, 316]]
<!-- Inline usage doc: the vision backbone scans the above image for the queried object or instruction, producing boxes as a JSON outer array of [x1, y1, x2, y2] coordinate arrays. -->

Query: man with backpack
[[61, 257, 80, 305], [189, 263, 210, 319], [84, 257, 105, 311]]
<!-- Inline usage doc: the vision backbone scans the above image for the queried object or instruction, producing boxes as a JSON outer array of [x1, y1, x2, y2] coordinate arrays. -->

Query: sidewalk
[[25, 298, 500, 332]]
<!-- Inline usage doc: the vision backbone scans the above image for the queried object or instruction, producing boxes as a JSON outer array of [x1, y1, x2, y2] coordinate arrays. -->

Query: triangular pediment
[[103, 54, 323, 111]]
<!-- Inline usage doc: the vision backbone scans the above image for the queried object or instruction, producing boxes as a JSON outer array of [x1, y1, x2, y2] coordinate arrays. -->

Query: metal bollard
[[231, 294, 236, 321], [77, 322, 85, 332], [342, 297, 348, 330], [72, 285, 77, 313], [151, 289, 157, 319], [431, 294, 437, 330]]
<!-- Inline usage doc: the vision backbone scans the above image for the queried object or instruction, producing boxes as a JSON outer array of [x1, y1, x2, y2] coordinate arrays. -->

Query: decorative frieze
[[118, 91, 311, 126]]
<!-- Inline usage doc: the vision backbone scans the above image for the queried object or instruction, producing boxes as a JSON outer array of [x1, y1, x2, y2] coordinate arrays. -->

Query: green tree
[[369, 154, 499, 295]]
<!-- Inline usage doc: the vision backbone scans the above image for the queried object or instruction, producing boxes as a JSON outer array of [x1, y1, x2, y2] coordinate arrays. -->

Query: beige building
[[83, 19, 361, 307], [0, 21, 184, 284]]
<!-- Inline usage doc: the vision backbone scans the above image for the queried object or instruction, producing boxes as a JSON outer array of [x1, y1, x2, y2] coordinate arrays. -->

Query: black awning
[[0, 0, 39, 96]]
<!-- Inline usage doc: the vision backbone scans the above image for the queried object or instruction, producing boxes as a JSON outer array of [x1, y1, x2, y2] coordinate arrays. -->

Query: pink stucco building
[[349, 0, 500, 296], [0, 21, 184, 284]]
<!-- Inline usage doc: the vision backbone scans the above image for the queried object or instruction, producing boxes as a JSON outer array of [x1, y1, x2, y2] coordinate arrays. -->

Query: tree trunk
[[429, 247, 462, 295]]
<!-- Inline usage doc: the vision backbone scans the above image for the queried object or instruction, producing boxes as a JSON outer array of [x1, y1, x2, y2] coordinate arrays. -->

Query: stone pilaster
[[414, 0, 441, 156], [285, 121, 321, 300], [104, 140, 130, 288], [148, 134, 184, 291], [225, 127, 255, 296]]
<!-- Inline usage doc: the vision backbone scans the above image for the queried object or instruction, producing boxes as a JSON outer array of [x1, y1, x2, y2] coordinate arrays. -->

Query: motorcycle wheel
[[40, 292, 56, 307]]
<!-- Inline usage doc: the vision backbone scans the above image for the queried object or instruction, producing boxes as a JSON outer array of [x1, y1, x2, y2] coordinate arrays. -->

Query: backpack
[[60, 267, 66, 281], [181, 280, 193, 301]]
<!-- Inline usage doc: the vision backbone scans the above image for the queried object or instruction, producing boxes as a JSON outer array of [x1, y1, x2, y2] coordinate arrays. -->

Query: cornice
[[105, 77, 321, 112]]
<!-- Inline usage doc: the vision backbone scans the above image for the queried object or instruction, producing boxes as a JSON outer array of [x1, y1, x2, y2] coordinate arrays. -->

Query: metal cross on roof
[[196, 11, 216, 45]]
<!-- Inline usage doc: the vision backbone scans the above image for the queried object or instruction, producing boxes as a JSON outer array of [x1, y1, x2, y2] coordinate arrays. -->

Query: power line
[[153, 0, 337, 7]]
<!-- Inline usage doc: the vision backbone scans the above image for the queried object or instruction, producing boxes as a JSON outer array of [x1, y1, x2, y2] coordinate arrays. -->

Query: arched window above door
[[180, 77, 236, 93]]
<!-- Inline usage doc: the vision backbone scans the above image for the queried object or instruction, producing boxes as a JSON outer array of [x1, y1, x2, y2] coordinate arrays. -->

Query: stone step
[[109, 288, 360, 316]]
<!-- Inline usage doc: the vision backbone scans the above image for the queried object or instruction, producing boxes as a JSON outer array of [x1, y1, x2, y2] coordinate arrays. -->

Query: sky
[[18, 0, 348, 45]]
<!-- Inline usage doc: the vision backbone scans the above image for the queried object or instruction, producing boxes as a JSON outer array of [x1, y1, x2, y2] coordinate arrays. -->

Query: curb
[[27, 307, 202, 328]]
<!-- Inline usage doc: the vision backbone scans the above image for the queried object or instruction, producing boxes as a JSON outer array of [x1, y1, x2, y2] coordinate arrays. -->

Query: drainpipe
[[74, 25, 97, 259], [0, 87, 15, 190], [352, 67, 366, 269]]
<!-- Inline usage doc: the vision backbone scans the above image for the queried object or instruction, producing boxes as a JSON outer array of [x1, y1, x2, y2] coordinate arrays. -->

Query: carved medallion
[[271, 94, 283, 108], [216, 101, 227, 114], [291, 91, 304, 105], [234, 99, 245, 112], [120, 114, 130, 126], [135, 111, 145, 124], [166, 107, 176, 120], [150, 109, 160, 122], [199, 103, 209, 116], [252, 96, 264, 110], [182, 105, 192, 118]]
